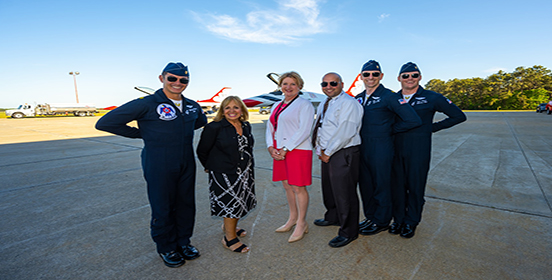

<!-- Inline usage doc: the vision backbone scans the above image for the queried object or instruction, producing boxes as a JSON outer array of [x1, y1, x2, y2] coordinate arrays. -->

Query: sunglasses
[[166, 76, 189, 84], [401, 73, 420, 79], [362, 72, 381, 78], [321, 81, 339, 87]]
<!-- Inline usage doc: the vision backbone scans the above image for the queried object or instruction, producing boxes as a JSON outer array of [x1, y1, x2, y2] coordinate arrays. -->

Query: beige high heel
[[288, 225, 309, 243], [275, 222, 296, 233]]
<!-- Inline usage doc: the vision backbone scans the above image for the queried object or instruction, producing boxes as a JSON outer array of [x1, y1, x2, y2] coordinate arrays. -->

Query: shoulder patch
[[398, 99, 408, 105]]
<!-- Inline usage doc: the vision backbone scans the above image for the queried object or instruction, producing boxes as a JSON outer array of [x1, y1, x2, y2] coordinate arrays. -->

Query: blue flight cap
[[399, 62, 420, 74], [162, 62, 189, 77], [361, 60, 381, 72]]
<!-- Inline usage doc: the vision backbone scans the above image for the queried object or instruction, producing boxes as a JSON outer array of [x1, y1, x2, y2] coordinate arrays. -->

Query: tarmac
[[0, 111, 551, 280]]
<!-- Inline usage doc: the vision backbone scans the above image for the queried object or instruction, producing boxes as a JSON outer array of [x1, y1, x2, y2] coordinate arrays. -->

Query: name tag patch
[[185, 104, 198, 115], [413, 97, 428, 105], [366, 96, 381, 106]]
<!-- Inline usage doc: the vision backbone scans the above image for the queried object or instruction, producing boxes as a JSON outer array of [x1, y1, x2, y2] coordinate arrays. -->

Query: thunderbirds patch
[[157, 103, 177, 120]]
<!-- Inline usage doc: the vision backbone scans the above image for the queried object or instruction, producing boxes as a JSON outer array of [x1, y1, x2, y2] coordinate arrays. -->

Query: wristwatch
[[282, 146, 289, 152]]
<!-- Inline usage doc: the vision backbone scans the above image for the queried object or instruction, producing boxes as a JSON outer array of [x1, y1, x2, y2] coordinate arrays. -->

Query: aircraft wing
[[134, 86, 156, 95], [243, 90, 283, 107], [243, 72, 362, 111]]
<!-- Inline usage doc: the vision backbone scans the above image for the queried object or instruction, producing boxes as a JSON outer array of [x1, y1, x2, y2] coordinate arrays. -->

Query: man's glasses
[[321, 81, 339, 87], [362, 72, 381, 78], [401, 73, 420, 79], [166, 76, 189, 84]]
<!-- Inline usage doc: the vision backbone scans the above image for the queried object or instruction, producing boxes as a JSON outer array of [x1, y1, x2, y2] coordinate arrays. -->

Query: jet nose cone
[[243, 99, 262, 107]]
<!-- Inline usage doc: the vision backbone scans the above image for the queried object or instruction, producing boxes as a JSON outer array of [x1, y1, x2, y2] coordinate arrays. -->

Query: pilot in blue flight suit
[[95, 62, 207, 268], [390, 62, 466, 238], [355, 60, 422, 236]]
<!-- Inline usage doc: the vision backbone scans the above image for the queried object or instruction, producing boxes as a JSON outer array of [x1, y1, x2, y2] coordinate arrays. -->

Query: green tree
[[425, 65, 552, 110]]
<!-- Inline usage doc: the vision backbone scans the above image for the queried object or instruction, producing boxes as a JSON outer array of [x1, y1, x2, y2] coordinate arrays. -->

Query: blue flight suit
[[95, 89, 207, 253], [391, 86, 466, 226], [355, 84, 422, 226]]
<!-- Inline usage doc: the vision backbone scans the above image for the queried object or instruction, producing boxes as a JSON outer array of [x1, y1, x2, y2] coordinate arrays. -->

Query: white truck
[[6, 103, 98, 118]]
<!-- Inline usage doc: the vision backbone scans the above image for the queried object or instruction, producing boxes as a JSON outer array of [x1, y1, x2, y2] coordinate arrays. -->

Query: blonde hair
[[213, 96, 249, 122], [278, 71, 304, 89]]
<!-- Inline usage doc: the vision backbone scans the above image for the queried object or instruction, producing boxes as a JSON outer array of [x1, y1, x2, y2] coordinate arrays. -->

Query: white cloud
[[378, 13, 390, 23], [193, 0, 326, 44]]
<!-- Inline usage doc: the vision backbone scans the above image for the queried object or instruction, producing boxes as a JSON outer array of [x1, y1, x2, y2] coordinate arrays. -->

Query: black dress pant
[[321, 146, 360, 239]]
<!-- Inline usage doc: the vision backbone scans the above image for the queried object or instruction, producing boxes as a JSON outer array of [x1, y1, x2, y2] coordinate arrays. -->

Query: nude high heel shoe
[[288, 225, 309, 243], [275, 222, 296, 233]]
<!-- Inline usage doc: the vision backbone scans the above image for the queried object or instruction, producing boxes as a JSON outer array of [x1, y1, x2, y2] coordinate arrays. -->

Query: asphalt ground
[[0, 111, 551, 280]]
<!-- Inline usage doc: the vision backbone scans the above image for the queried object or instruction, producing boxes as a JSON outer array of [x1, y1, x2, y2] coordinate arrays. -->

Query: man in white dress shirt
[[312, 72, 364, 247]]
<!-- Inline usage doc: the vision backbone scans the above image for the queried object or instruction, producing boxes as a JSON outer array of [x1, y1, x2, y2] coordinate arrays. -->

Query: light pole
[[69, 71, 80, 103]]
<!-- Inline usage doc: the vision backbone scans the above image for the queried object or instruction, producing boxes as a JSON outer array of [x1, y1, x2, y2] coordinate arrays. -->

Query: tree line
[[424, 65, 552, 110]]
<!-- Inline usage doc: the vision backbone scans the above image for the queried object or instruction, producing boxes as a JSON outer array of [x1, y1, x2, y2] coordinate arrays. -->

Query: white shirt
[[169, 98, 183, 112], [265, 96, 315, 151], [315, 92, 363, 156], [402, 93, 415, 102]]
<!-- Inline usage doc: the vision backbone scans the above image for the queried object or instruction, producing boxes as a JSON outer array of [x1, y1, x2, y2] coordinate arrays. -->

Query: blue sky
[[1, 0, 551, 108]]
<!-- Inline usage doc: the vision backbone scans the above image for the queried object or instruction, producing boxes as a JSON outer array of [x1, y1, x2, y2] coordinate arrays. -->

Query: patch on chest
[[184, 104, 198, 115], [366, 96, 381, 106], [157, 103, 177, 120], [412, 97, 428, 106]]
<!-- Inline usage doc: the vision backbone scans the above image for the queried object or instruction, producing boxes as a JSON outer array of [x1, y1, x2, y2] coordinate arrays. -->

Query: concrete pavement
[[0, 112, 551, 279]]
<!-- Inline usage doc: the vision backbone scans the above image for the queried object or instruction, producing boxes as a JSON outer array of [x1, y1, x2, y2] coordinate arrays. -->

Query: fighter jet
[[134, 86, 231, 112], [241, 73, 322, 109], [242, 73, 364, 113]]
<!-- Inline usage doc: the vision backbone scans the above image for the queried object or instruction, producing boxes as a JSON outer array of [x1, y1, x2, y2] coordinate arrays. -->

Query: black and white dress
[[209, 133, 256, 218]]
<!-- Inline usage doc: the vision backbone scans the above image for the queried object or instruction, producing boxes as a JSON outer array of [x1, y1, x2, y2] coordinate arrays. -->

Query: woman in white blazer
[[265, 71, 315, 243]]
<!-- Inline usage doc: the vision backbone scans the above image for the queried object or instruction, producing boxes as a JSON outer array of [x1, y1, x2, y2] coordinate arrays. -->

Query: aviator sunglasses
[[166, 76, 189, 84], [321, 81, 339, 87], [401, 73, 420, 79], [362, 72, 381, 78]]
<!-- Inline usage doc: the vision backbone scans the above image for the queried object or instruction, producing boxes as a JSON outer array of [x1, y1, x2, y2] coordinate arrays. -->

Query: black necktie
[[312, 97, 330, 147]]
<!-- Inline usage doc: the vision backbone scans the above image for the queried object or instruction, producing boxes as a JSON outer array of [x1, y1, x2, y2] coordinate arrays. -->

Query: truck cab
[[6, 104, 35, 118]]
